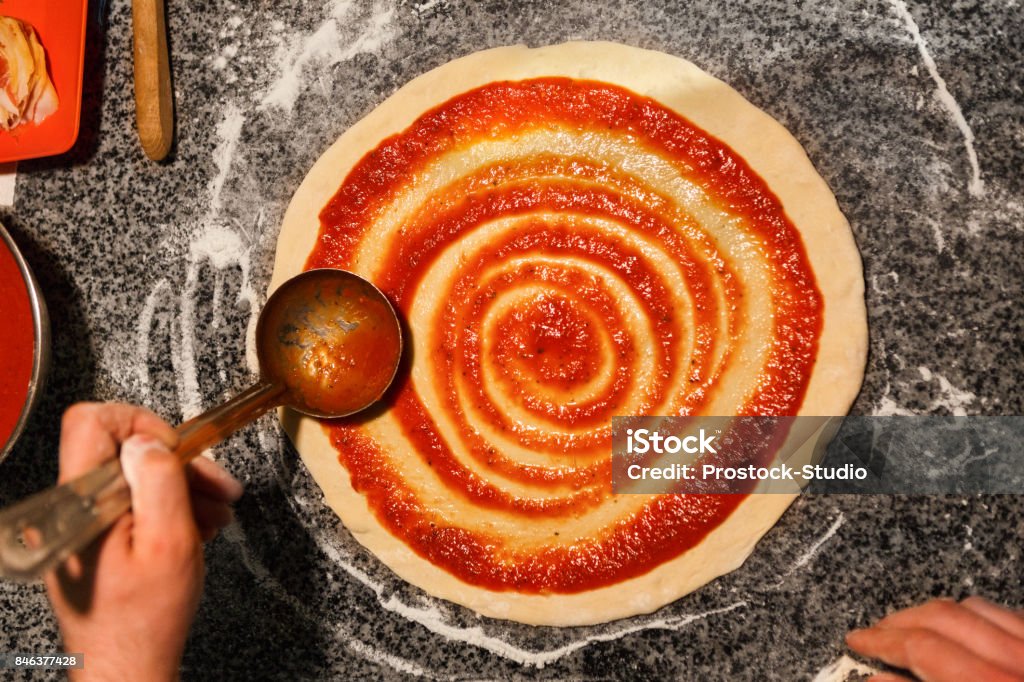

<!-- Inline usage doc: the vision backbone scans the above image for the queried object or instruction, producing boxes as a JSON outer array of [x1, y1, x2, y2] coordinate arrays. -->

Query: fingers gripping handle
[[0, 382, 282, 581], [0, 458, 130, 581]]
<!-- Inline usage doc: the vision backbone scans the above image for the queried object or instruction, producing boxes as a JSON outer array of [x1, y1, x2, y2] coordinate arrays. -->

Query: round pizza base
[[270, 42, 867, 626]]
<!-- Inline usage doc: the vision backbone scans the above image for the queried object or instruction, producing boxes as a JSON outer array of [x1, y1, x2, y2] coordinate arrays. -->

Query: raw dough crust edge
[[269, 42, 868, 626]]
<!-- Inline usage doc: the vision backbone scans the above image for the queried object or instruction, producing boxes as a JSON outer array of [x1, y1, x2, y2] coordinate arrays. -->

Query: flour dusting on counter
[[812, 655, 880, 682], [789, 513, 845, 574], [871, 365, 978, 416], [412, 0, 445, 14], [917, 366, 977, 416], [136, 102, 259, 417], [888, 0, 985, 198], [347, 640, 436, 679], [260, 0, 398, 113], [136, 278, 171, 396], [209, 104, 245, 211], [179, 226, 257, 416], [873, 394, 917, 416]]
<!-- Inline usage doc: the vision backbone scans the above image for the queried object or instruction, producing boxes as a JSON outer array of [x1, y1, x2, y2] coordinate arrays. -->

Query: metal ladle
[[0, 269, 403, 581]]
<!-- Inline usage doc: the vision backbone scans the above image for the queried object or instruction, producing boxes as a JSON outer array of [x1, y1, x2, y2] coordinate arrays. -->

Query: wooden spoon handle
[[132, 0, 173, 160]]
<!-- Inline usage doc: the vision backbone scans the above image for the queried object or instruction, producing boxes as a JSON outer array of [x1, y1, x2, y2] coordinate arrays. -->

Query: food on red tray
[[0, 16, 58, 131]]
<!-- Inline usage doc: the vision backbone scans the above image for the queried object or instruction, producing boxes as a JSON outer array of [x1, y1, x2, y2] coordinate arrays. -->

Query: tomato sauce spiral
[[306, 78, 822, 593]]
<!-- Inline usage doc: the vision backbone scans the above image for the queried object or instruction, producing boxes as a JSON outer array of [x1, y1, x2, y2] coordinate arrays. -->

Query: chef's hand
[[44, 403, 243, 681], [847, 597, 1024, 682]]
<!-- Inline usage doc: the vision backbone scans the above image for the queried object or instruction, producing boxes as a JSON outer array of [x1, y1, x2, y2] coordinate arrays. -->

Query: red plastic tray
[[0, 0, 89, 163]]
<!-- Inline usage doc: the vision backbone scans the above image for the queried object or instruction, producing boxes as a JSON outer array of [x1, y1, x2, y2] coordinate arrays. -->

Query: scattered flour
[[812, 655, 881, 682], [887, 0, 985, 197], [209, 104, 245, 211], [213, 44, 240, 71], [136, 278, 172, 398], [413, 0, 445, 13], [178, 226, 257, 416], [220, 478, 753, 673], [347, 640, 436, 678], [260, 0, 397, 113], [873, 391, 916, 416], [918, 366, 976, 416], [925, 216, 945, 251], [874, 368, 976, 416], [137, 104, 259, 417], [789, 513, 845, 574]]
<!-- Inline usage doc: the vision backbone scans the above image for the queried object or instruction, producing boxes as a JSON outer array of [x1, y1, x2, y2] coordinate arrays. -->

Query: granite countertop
[[1, 0, 1022, 679]]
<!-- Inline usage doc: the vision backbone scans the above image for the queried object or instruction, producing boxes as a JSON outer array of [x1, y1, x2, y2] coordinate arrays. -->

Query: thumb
[[120, 435, 200, 558]]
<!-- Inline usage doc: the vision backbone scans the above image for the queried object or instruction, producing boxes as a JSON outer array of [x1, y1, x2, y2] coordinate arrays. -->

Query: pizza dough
[[270, 42, 867, 625]]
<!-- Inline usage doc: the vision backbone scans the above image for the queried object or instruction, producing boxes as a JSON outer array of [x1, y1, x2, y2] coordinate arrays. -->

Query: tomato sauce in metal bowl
[[0, 223, 48, 460]]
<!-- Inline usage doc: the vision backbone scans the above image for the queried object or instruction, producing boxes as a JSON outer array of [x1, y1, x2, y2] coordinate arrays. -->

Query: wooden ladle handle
[[132, 0, 174, 160]]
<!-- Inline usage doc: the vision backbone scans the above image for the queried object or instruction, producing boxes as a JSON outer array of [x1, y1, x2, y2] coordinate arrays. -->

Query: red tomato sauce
[[307, 78, 822, 593], [0, 237, 35, 447]]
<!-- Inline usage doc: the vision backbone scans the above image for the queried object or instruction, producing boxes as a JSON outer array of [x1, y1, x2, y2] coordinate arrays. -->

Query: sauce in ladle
[[260, 270, 403, 418]]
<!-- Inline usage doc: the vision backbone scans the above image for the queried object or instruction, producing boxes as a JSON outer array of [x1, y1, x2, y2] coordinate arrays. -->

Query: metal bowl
[[0, 223, 50, 462]]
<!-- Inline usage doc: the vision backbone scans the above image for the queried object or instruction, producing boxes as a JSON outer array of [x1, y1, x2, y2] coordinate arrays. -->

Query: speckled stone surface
[[0, 0, 1021, 679]]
